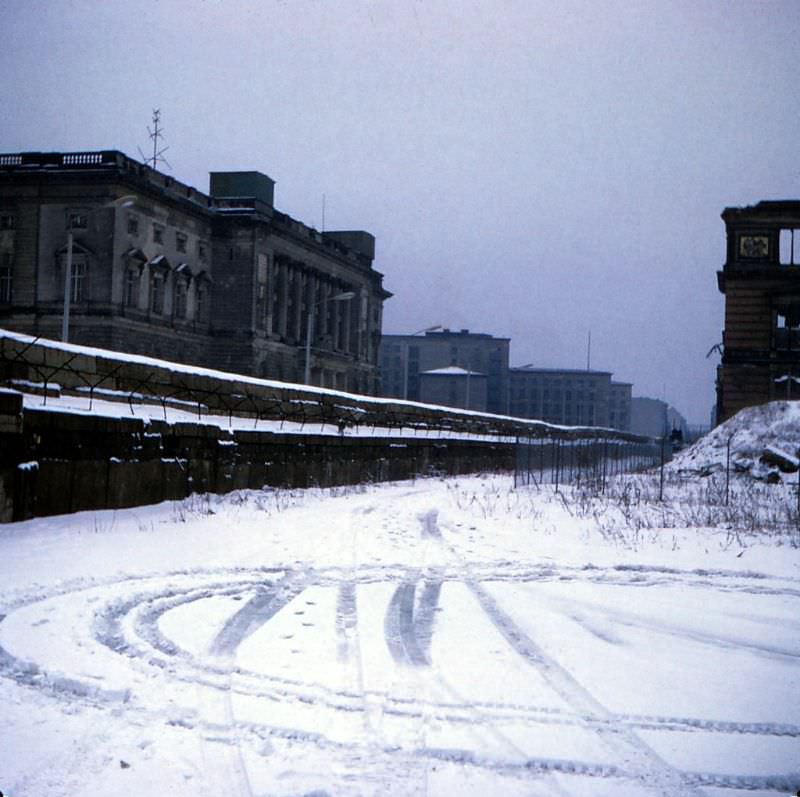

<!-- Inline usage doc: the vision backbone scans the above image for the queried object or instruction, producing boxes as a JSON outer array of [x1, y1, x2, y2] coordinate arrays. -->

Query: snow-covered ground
[[1, 474, 798, 797]]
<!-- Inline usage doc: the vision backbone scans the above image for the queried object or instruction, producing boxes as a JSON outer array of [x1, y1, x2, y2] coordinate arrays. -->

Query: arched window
[[124, 268, 139, 308], [150, 272, 165, 315], [174, 278, 188, 320]]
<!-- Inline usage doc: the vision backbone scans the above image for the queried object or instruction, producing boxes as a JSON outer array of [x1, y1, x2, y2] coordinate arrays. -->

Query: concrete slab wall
[[0, 402, 514, 522]]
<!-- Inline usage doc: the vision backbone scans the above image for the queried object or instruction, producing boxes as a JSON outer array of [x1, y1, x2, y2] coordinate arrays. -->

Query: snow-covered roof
[[148, 254, 170, 269], [125, 247, 147, 262], [421, 366, 486, 377]]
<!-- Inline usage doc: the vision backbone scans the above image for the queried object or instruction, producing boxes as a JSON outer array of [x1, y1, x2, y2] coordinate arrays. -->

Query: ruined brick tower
[[717, 200, 800, 423]]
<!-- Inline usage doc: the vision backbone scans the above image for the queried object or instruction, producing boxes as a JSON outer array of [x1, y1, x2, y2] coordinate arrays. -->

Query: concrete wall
[[0, 333, 656, 522], [0, 394, 513, 522]]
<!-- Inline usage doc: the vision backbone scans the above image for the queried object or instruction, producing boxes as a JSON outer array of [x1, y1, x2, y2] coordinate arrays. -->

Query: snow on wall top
[[0, 329, 651, 441], [0, 329, 515, 423]]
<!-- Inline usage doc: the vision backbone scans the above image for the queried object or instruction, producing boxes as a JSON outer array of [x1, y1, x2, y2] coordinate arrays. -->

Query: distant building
[[380, 328, 509, 414], [630, 397, 688, 439], [609, 381, 633, 431], [716, 200, 800, 423], [509, 366, 632, 429], [0, 150, 391, 393], [418, 366, 488, 412]]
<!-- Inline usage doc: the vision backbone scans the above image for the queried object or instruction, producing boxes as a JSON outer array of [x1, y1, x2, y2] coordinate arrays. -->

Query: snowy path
[[1, 477, 798, 796]]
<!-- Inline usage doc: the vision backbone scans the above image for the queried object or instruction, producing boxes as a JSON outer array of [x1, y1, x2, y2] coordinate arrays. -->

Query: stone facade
[[0, 151, 390, 393], [716, 200, 800, 423]]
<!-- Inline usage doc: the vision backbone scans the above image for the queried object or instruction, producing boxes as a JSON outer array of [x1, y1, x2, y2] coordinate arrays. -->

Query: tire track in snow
[[428, 507, 705, 796], [209, 573, 308, 656], [4, 567, 799, 745], [467, 579, 705, 795], [539, 591, 800, 663], [202, 566, 314, 797], [2, 557, 798, 791], [384, 577, 442, 667]]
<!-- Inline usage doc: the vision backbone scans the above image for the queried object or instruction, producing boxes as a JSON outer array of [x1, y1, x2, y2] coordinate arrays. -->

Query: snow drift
[[670, 401, 800, 480]]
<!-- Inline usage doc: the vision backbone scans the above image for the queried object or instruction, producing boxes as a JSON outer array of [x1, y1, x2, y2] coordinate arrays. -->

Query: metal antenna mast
[[138, 108, 171, 170], [586, 330, 592, 370]]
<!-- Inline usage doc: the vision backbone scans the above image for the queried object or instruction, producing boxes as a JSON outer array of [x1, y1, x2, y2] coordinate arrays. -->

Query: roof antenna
[[586, 330, 592, 370], [138, 108, 171, 170]]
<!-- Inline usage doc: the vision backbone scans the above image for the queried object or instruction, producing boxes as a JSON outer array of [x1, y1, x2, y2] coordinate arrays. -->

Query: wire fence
[[0, 333, 670, 447], [514, 433, 666, 494]]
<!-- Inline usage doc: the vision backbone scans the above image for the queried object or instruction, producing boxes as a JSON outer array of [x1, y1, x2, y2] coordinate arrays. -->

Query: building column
[[292, 267, 304, 342], [278, 259, 289, 339]]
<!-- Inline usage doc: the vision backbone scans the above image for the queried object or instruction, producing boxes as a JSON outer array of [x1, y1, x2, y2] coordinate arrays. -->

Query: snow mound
[[669, 400, 800, 480]]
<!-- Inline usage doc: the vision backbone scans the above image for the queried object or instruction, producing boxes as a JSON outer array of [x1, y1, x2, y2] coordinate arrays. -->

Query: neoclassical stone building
[[0, 151, 390, 393]]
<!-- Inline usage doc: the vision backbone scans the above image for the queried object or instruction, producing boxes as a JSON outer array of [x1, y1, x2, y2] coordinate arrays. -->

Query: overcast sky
[[3, 0, 799, 423]]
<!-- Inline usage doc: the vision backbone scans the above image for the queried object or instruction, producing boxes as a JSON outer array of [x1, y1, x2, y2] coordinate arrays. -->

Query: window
[[196, 284, 208, 323], [0, 265, 11, 303], [68, 212, 88, 230], [176, 232, 187, 253], [774, 301, 800, 350], [198, 241, 207, 261], [124, 269, 139, 308], [779, 229, 800, 266], [153, 224, 164, 244], [174, 280, 188, 319], [127, 215, 139, 236], [0, 214, 15, 230], [70, 261, 86, 303], [150, 274, 164, 314]]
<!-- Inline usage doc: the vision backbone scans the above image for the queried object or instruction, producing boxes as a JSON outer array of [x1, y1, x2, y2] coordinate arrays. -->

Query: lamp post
[[62, 195, 136, 343], [304, 290, 355, 385], [402, 324, 441, 400]]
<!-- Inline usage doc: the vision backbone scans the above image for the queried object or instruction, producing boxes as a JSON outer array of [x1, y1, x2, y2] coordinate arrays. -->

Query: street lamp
[[402, 324, 441, 400], [62, 195, 136, 342], [304, 290, 356, 385]]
